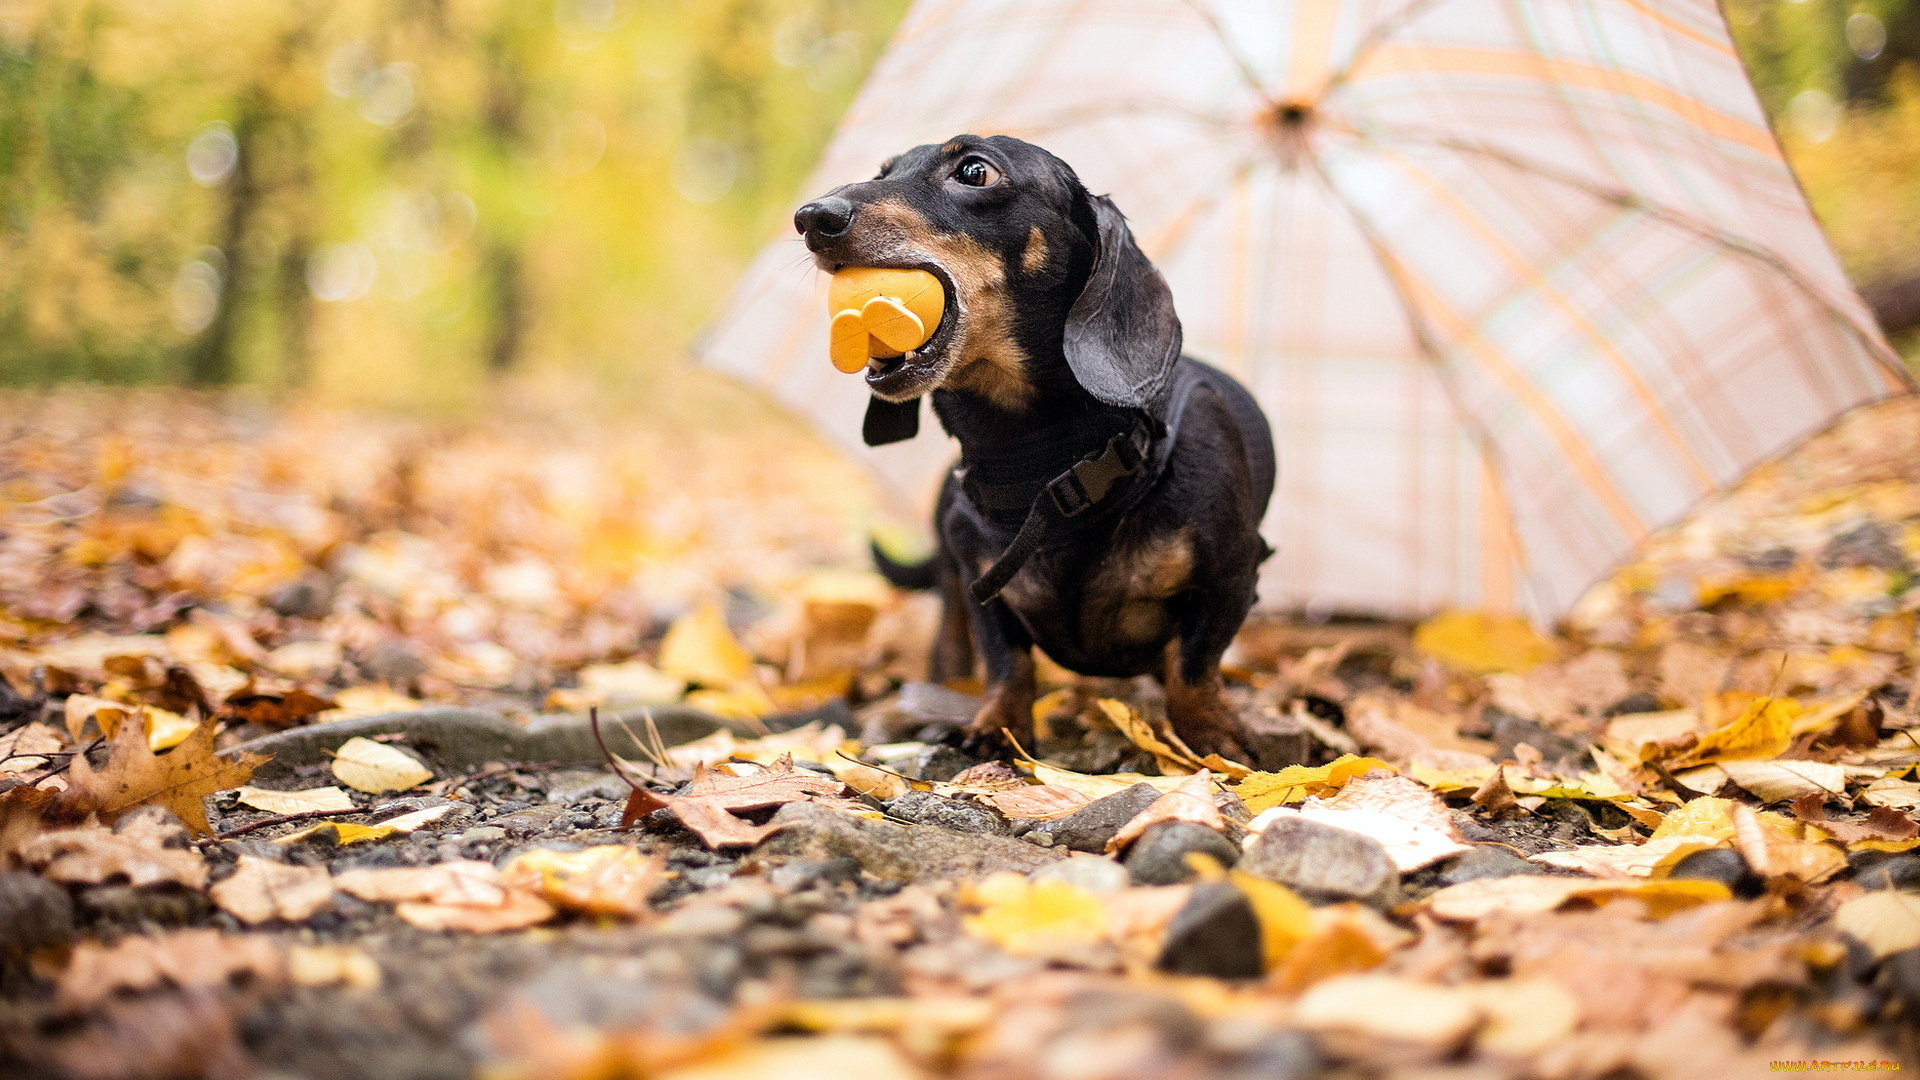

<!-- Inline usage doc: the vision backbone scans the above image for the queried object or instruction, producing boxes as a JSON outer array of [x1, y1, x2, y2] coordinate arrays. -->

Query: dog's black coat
[[795, 135, 1275, 758]]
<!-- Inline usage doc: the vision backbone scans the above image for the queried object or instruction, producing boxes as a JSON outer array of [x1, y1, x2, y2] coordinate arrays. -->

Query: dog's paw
[[1166, 692, 1255, 767], [960, 688, 1035, 758]]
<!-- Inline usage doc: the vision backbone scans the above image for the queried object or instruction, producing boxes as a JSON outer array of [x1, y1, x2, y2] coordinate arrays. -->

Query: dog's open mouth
[[864, 264, 955, 398]]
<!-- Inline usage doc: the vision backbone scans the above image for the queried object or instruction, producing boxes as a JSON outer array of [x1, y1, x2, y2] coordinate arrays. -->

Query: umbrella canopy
[[696, 0, 1911, 622]]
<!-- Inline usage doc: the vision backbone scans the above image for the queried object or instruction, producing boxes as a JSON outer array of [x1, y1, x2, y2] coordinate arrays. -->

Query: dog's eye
[[954, 157, 1001, 187]]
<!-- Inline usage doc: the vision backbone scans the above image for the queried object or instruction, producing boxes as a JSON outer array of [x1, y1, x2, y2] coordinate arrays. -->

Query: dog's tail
[[871, 537, 939, 591]]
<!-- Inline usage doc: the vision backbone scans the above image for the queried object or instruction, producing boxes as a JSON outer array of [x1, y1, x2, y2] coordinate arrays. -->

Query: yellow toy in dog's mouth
[[827, 267, 945, 374]]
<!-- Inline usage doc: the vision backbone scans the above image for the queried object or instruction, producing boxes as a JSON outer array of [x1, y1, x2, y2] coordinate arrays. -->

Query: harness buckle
[[1047, 429, 1146, 517]]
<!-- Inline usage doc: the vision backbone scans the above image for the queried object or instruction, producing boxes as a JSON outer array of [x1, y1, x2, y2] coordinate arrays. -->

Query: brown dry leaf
[[972, 784, 1092, 822], [1024, 762, 1187, 800], [1345, 694, 1499, 770], [396, 890, 555, 933], [1730, 802, 1847, 884], [1250, 772, 1469, 872], [1861, 775, 1920, 810], [1105, 770, 1223, 854], [1292, 973, 1482, 1049], [333, 859, 556, 933], [1231, 755, 1398, 814], [1789, 796, 1918, 846], [502, 845, 665, 918], [223, 687, 338, 729], [329, 736, 432, 793], [625, 758, 861, 849], [20, 812, 208, 888], [654, 1034, 927, 1080], [1530, 836, 1720, 878], [1426, 875, 1732, 920], [0, 721, 66, 775], [1467, 978, 1583, 1056], [56, 928, 284, 1010], [54, 714, 265, 836], [232, 784, 356, 815], [286, 944, 381, 990], [1271, 912, 1390, 993], [209, 854, 333, 924], [1091, 698, 1219, 776]]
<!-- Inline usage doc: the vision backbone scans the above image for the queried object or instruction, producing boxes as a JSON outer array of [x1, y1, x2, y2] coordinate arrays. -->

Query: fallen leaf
[[20, 813, 208, 888], [1860, 775, 1920, 811], [624, 758, 860, 848], [1228, 871, 1316, 970], [1730, 802, 1847, 883], [64, 696, 196, 751], [1106, 770, 1224, 854], [657, 601, 754, 687], [502, 845, 665, 918], [1718, 759, 1847, 802], [56, 929, 284, 1010], [1231, 755, 1397, 814], [1789, 796, 1918, 846], [1268, 904, 1395, 992], [209, 854, 333, 924], [1024, 762, 1187, 801], [972, 784, 1092, 822], [333, 859, 556, 933], [329, 736, 433, 793], [396, 889, 555, 933], [1091, 698, 1233, 776], [1468, 978, 1583, 1056], [286, 944, 381, 989], [0, 721, 66, 774], [1668, 694, 1799, 767], [1412, 610, 1557, 674], [960, 872, 1108, 960], [232, 784, 356, 815], [53, 714, 265, 835], [1292, 973, 1481, 1048], [655, 1034, 926, 1080], [1530, 836, 1721, 878], [1833, 891, 1920, 958], [1426, 875, 1732, 920], [223, 688, 339, 729], [1249, 772, 1469, 872]]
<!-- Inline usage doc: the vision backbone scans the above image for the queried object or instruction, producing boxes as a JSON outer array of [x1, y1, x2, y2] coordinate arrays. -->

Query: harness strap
[[967, 421, 1152, 604]]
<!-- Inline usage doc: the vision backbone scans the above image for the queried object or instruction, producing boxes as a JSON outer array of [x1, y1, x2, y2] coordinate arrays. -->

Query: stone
[[1239, 710, 1317, 771], [1031, 853, 1131, 894], [1238, 818, 1399, 907], [755, 802, 1061, 883], [1156, 881, 1264, 979], [1124, 821, 1242, 885], [1223, 1031, 1328, 1080], [1436, 844, 1548, 887], [489, 805, 568, 835], [898, 682, 981, 724], [0, 871, 75, 955], [1486, 709, 1587, 771], [1854, 854, 1920, 893], [1669, 848, 1764, 898], [1027, 783, 1164, 854], [905, 745, 976, 782], [1883, 947, 1920, 1019], [883, 791, 1007, 834], [457, 826, 508, 844], [543, 770, 627, 803], [769, 857, 862, 892]]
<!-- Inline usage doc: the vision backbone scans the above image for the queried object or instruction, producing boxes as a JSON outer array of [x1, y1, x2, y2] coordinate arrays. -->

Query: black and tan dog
[[795, 134, 1274, 761]]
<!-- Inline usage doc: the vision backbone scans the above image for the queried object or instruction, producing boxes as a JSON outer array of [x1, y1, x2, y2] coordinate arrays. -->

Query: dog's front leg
[[1163, 583, 1257, 765], [962, 595, 1037, 753]]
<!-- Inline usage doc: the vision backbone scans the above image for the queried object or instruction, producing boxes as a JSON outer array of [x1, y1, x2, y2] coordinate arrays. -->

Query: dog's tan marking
[[941, 139, 968, 156], [858, 199, 1034, 410], [1086, 529, 1193, 644], [1021, 226, 1049, 275]]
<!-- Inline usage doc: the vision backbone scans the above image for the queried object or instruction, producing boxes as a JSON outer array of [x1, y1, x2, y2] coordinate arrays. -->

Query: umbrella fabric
[[695, 0, 1910, 622]]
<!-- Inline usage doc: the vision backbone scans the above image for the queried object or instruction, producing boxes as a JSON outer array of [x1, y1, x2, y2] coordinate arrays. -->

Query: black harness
[[863, 362, 1203, 606]]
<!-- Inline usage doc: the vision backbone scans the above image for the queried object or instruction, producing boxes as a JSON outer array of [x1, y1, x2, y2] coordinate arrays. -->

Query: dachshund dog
[[794, 134, 1274, 762]]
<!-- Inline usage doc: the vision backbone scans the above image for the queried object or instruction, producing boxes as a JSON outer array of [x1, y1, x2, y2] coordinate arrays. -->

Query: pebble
[[542, 771, 628, 803], [883, 790, 1007, 834], [1156, 881, 1264, 979], [1436, 845, 1547, 886], [489, 805, 568, 836], [1031, 853, 1132, 894], [769, 857, 862, 892], [1669, 848, 1764, 898], [906, 745, 976, 782], [1238, 818, 1400, 908], [755, 802, 1061, 883], [1854, 853, 1920, 892], [1881, 947, 1920, 1018], [1026, 783, 1164, 854], [1124, 821, 1242, 885], [0, 871, 75, 955], [1223, 1030, 1328, 1080], [78, 884, 207, 929], [457, 826, 508, 844]]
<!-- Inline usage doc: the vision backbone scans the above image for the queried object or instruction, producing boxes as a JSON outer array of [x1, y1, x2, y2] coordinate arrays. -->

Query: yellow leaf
[[502, 845, 664, 918], [1412, 610, 1556, 674], [658, 601, 754, 687], [1649, 796, 1738, 841], [960, 872, 1108, 958], [274, 821, 401, 846], [1092, 698, 1210, 775], [1669, 694, 1799, 766], [329, 737, 433, 794], [1026, 762, 1187, 800], [1228, 871, 1314, 970], [1834, 891, 1920, 959], [1232, 755, 1396, 814], [1408, 762, 1497, 793], [233, 785, 357, 815]]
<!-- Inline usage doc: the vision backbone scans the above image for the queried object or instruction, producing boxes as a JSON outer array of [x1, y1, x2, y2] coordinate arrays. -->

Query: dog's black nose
[[794, 196, 853, 244]]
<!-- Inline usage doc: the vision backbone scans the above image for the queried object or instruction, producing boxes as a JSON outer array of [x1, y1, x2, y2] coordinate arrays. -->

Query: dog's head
[[795, 135, 1180, 411]]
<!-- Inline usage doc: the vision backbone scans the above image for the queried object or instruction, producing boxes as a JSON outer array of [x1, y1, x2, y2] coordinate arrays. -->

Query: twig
[[215, 806, 371, 839], [592, 706, 656, 793]]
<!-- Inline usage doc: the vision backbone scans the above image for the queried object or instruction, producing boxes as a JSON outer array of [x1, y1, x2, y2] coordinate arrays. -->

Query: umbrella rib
[[1316, 0, 1458, 98], [1367, 128, 1914, 388], [1175, 0, 1278, 108], [1300, 153, 1549, 616]]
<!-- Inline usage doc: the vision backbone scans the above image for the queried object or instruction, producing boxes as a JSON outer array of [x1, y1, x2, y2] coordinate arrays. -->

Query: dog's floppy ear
[[1062, 194, 1181, 408], [863, 396, 920, 445]]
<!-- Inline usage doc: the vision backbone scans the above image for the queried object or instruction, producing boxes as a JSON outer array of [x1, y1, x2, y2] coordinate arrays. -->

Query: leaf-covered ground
[[1, 389, 1917, 1080]]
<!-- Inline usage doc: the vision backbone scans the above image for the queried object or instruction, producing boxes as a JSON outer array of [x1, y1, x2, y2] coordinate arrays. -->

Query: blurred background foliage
[[0, 0, 1914, 409]]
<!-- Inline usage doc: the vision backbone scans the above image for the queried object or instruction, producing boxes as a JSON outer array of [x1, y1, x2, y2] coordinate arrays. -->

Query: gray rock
[[1239, 710, 1317, 771], [883, 791, 1007, 834], [755, 802, 1062, 883], [457, 826, 508, 844], [1028, 783, 1164, 854], [1223, 1031, 1327, 1080], [543, 770, 628, 803], [1855, 854, 1920, 892], [1238, 818, 1400, 908], [0, 871, 74, 954], [1031, 853, 1131, 894], [905, 745, 976, 782], [1156, 881, 1264, 979], [1124, 821, 1242, 885], [1486, 709, 1587, 771], [898, 682, 982, 724], [489, 805, 568, 835], [1437, 844, 1549, 887], [769, 857, 862, 892], [1670, 848, 1763, 898]]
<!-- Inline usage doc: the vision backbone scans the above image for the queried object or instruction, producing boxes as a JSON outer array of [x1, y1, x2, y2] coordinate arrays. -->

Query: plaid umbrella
[[696, 0, 1911, 622]]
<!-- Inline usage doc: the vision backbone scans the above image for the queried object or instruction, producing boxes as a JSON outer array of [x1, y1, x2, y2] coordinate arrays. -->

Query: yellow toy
[[827, 267, 944, 373]]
